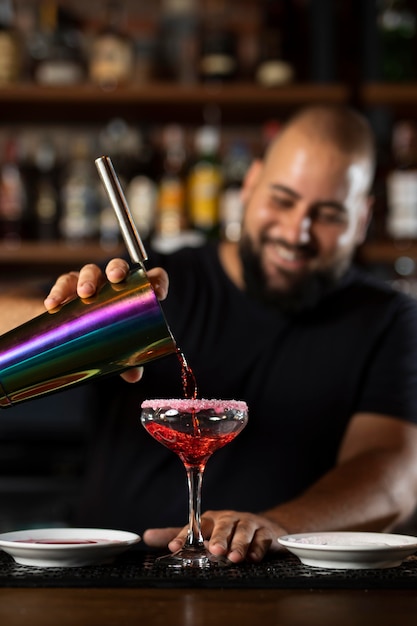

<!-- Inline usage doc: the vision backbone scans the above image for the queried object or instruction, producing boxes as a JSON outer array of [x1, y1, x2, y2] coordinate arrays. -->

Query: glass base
[[155, 546, 233, 570]]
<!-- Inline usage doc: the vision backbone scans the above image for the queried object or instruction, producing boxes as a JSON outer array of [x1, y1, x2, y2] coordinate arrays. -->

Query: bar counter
[[1, 550, 417, 626]]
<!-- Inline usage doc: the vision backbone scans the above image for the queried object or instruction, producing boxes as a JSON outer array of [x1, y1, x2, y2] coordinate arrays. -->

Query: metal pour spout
[[95, 155, 148, 266]]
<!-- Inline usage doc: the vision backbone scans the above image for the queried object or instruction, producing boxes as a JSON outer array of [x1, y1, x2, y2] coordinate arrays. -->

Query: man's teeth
[[276, 246, 298, 261]]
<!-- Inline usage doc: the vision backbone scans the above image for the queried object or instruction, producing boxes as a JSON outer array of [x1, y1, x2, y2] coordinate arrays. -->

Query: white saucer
[[0, 528, 141, 568], [278, 531, 417, 569]]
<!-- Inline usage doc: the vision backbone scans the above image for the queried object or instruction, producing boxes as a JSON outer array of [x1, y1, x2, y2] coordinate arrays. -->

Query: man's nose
[[280, 214, 312, 245]]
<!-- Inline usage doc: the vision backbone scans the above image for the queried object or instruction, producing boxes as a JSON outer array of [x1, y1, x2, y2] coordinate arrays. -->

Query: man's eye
[[315, 209, 346, 224], [270, 196, 294, 209]]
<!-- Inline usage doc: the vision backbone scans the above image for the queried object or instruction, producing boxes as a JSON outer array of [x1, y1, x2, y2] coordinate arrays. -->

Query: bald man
[[5, 105, 417, 563]]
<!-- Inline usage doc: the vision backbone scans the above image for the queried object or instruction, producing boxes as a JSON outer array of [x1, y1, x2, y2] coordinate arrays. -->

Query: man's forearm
[[263, 449, 417, 535]]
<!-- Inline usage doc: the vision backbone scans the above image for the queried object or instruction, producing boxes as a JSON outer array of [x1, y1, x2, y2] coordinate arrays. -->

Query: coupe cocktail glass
[[141, 398, 248, 569]]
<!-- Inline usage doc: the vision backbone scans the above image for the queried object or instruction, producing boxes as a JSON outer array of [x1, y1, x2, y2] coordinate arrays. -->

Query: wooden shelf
[[360, 82, 417, 110], [0, 82, 350, 124], [0, 240, 413, 270], [0, 82, 350, 104]]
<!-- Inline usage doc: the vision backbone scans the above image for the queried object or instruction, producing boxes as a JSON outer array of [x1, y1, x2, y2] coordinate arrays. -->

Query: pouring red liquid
[[176, 347, 198, 399]]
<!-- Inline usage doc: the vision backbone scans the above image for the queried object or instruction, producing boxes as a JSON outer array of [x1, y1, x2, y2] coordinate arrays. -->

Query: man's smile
[[262, 239, 315, 275]]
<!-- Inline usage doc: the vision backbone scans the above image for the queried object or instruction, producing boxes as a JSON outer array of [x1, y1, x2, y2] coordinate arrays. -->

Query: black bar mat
[[1, 550, 417, 589]]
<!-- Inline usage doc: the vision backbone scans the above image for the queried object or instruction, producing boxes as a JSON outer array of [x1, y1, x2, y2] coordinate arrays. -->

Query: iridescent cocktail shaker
[[0, 157, 176, 408]]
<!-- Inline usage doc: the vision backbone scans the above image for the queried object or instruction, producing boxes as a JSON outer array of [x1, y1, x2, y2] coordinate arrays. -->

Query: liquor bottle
[[98, 120, 158, 247], [98, 117, 138, 183], [188, 125, 222, 238], [30, 1, 85, 86], [219, 139, 252, 242], [378, 0, 416, 81], [0, 0, 22, 84], [125, 175, 157, 243], [158, 0, 198, 83], [199, 0, 236, 83], [125, 125, 158, 241], [33, 135, 60, 241], [59, 137, 100, 244], [89, 0, 134, 89], [386, 120, 417, 241], [154, 125, 188, 241], [255, 0, 294, 87], [0, 137, 27, 245]]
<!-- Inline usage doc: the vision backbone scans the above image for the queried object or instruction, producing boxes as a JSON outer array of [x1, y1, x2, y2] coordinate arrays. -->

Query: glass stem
[[184, 465, 205, 549]]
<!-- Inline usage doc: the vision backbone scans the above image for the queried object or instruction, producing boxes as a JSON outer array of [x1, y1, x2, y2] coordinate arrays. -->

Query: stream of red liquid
[[176, 347, 198, 399]]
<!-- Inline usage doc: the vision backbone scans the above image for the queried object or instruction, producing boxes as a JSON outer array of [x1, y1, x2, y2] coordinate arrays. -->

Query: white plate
[[278, 531, 417, 569], [0, 528, 141, 568]]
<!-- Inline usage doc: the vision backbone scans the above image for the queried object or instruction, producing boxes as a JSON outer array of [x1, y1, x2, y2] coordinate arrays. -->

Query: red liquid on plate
[[14, 539, 116, 545], [144, 421, 239, 467]]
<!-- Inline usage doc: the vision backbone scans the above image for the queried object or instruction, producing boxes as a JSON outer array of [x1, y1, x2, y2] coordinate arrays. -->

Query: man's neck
[[218, 241, 245, 290]]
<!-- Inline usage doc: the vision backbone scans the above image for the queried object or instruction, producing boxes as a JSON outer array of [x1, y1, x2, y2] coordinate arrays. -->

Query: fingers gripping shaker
[[0, 156, 176, 408]]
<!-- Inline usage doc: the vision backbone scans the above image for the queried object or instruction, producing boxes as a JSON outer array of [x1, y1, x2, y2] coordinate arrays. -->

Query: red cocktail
[[141, 398, 248, 569]]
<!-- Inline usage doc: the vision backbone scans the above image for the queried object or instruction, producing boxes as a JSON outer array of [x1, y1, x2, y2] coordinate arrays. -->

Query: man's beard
[[239, 235, 341, 315]]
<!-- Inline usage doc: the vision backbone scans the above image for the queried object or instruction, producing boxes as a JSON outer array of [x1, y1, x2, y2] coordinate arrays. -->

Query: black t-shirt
[[73, 243, 417, 534]]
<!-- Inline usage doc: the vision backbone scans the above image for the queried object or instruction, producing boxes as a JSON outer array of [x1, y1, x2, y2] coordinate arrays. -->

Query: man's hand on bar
[[143, 512, 286, 563]]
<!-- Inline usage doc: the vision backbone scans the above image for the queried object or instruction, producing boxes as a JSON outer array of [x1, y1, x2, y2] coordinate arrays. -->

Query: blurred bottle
[[199, 0, 236, 83], [60, 137, 100, 244], [386, 120, 417, 241], [133, 22, 157, 85], [125, 126, 158, 242], [220, 139, 252, 242], [188, 125, 222, 238], [132, 125, 159, 183], [158, 0, 198, 83], [125, 175, 157, 244], [33, 135, 60, 241], [98, 118, 139, 183], [89, 0, 134, 89], [0, 137, 26, 245], [154, 125, 188, 240], [30, 1, 85, 86], [0, 0, 22, 85], [378, 0, 416, 81], [12, 0, 35, 81], [255, 0, 294, 87], [98, 119, 158, 247]]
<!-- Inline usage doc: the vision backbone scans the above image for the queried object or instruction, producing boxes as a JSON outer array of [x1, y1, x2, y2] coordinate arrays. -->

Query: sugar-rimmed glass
[[141, 398, 248, 569]]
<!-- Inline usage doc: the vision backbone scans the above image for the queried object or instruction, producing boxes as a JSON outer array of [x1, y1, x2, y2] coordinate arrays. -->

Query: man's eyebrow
[[270, 184, 347, 213], [270, 183, 301, 199]]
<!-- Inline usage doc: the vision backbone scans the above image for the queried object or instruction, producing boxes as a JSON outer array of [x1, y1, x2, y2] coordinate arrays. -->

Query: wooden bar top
[[1, 587, 417, 626]]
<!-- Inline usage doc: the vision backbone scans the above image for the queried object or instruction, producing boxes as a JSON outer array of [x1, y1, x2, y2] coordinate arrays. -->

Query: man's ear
[[240, 159, 263, 205]]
